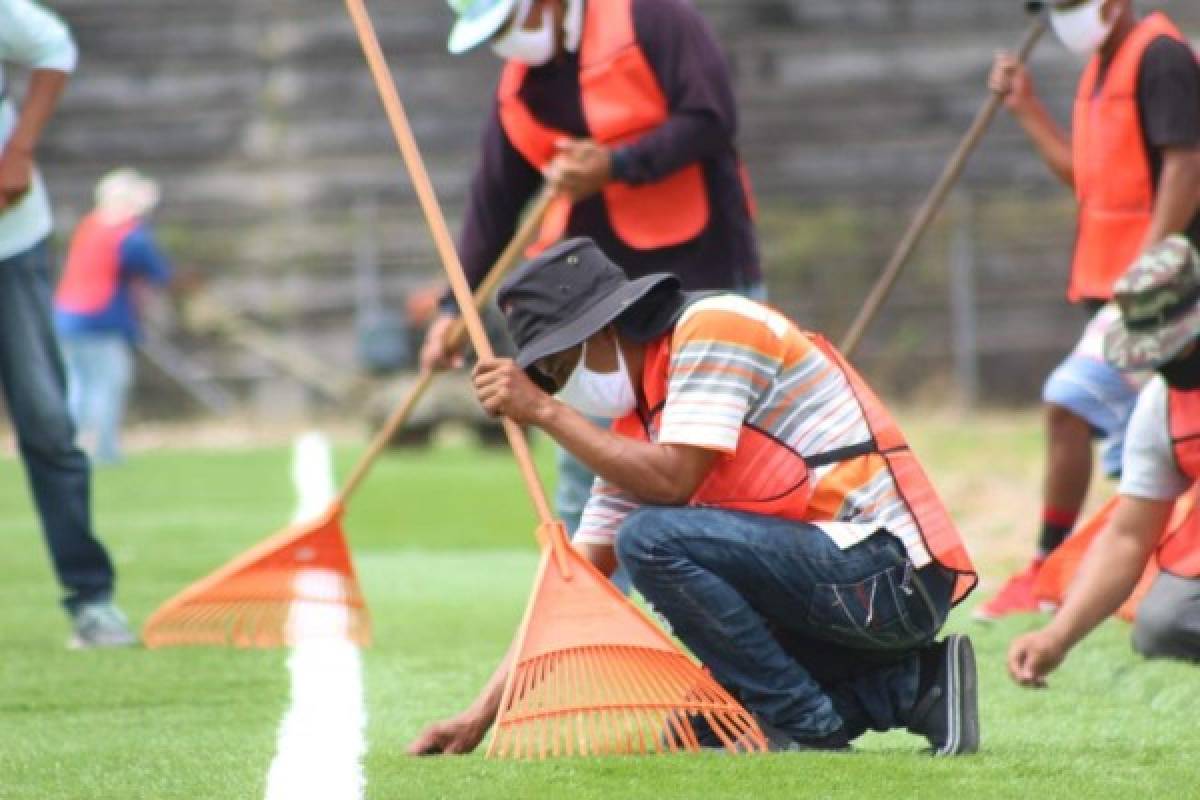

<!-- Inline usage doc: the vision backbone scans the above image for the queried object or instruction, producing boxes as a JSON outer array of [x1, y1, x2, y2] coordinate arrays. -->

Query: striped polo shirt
[[576, 294, 932, 567]]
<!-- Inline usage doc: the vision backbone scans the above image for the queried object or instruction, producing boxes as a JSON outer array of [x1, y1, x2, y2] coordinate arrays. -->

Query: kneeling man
[[411, 238, 980, 755], [1011, 236, 1200, 687]]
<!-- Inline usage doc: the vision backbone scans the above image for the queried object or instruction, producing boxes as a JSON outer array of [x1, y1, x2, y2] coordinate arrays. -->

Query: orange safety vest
[[1162, 388, 1200, 578], [611, 331, 978, 605], [1069, 13, 1193, 303], [496, 0, 752, 254], [55, 213, 138, 314]]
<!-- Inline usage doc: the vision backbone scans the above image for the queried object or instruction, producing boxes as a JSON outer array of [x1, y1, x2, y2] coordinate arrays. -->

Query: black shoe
[[662, 713, 850, 753], [907, 634, 979, 756]]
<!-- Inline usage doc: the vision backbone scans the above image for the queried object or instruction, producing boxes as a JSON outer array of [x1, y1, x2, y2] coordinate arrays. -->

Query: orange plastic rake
[[344, 0, 766, 757], [141, 188, 556, 650]]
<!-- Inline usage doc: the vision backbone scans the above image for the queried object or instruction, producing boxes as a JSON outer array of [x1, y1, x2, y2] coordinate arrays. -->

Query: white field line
[[264, 432, 367, 800]]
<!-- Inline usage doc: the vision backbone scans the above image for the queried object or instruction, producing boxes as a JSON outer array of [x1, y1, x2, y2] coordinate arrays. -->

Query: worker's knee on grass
[[1132, 576, 1200, 662], [1132, 603, 1188, 660]]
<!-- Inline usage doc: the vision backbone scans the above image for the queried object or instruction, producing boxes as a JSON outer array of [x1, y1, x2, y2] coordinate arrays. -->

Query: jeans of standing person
[[0, 238, 115, 613], [555, 282, 770, 588], [616, 507, 954, 741], [61, 333, 134, 464]]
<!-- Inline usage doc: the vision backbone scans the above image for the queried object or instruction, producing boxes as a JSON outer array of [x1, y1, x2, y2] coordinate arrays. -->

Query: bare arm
[[473, 357, 718, 505], [1008, 495, 1174, 687], [1140, 147, 1200, 251], [0, 69, 68, 209], [531, 399, 718, 506], [989, 53, 1074, 188], [406, 540, 616, 755]]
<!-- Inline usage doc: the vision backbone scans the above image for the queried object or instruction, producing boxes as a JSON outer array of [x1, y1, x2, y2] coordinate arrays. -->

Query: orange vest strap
[[1162, 389, 1200, 577], [618, 331, 978, 605], [54, 213, 137, 314], [809, 335, 978, 604], [1070, 13, 1192, 302]]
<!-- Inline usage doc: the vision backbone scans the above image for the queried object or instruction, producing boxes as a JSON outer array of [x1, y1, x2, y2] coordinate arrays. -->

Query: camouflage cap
[[1104, 235, 1200, 371]]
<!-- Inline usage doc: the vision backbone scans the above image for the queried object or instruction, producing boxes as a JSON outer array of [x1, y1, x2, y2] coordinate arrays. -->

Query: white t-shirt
[[0, 0, 77, 260], [1119, 376, 1194, 502]]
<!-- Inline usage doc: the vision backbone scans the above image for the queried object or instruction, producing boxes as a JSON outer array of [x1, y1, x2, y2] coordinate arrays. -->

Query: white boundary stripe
[[265, 432, 367, 800]]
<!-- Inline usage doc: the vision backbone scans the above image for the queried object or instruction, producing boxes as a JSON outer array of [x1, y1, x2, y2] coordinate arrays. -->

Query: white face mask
[[556, 335, 638, 418], [1050, 0, 1116, 56], [490, 0, 557, 67]]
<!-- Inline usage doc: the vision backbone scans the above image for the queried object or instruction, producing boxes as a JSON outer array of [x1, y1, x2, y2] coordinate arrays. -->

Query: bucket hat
[[1104, 235, 1200, 371], [496, 238, 681, 385]]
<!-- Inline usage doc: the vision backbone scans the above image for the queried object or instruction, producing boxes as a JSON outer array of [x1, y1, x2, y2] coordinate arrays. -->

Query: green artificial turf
[[0, 424, 1197, 799]]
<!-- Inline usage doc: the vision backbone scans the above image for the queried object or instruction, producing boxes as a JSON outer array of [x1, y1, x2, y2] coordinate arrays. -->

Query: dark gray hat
[[496, 238, 680, 377]]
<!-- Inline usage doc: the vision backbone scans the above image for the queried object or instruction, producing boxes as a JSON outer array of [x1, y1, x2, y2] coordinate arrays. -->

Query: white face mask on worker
[[1050, 0, 1115, 56], [556, 336, 637, 418], [491, 0, 557, 67]]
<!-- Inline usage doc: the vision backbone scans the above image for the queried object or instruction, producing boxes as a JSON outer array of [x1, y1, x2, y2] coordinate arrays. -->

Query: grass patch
[[0, 416, 1196, 798]]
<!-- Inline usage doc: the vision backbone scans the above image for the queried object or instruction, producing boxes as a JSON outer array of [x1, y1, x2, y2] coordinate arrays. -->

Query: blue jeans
[[61, 333, 134, 464], [0, 238, 114, 613], [616, 507, 953, 741]]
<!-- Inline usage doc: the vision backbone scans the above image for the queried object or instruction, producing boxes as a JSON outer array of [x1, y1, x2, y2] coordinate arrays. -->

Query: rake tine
[[603, 647, 646, 755]]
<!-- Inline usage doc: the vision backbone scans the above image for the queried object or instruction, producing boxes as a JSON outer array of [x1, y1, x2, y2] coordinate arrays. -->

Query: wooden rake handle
[[344, 0, 559, 531], [838, 17, 1046, 359], [336, 186, 557, 506]]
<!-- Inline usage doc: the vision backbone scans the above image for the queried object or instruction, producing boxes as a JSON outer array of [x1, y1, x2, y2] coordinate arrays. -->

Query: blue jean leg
[[62, 334, 134, 464], [616, 507, 950, 741], [0, 239, 114, 612]]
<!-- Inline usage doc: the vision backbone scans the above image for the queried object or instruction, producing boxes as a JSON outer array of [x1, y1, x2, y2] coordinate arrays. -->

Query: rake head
[[142, 503, 371, 648], [488, 525, 765, 758]]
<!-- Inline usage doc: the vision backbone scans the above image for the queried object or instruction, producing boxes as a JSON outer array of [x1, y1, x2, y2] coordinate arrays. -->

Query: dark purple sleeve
[[443, 99, 543, 312], [609, 0, 739, 186], [1137, 37, 1200, 151]]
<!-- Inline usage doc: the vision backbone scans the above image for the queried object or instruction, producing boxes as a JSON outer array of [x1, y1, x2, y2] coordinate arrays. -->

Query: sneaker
[[972, 559, 1044, 621], [662, 713, 849, 753], [907, 635, 979, 756], [69, 602, 138, 649], [754, 715, 851, 752]]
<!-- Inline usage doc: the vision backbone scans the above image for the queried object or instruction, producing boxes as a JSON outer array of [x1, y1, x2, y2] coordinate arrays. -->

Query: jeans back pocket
[[806, 561, 930, 650]]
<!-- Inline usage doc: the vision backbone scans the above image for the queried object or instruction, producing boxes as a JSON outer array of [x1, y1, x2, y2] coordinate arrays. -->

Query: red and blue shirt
[[54, 213, 172, 342]]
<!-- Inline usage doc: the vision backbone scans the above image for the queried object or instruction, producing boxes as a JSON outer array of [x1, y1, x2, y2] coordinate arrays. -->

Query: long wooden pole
[[343, 0, 557, 528], [839, 18, 1046, 359], [337, 186, 556, 505]]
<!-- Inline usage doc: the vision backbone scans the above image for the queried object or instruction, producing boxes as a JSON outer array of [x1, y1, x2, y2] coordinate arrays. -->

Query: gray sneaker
[[69, 602, 139, 649], [907, 634, 980, 756]]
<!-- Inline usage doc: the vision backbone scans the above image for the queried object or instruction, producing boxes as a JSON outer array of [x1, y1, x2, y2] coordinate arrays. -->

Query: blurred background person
[[0, 0, 135, 647], [1009, 237, 1200, 685], [424, 0, 763, 539], [54, 168, 173, 465], [976, 0, 1200, 620]]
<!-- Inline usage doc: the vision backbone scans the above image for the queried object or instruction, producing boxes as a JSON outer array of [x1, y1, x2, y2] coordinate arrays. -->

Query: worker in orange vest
[[424, 0, 762, 543], [1011, 236, 1200, 684], [55, 169, 173, 465], [410, 238, 980, 756], [977, 0, 1200, 620]]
